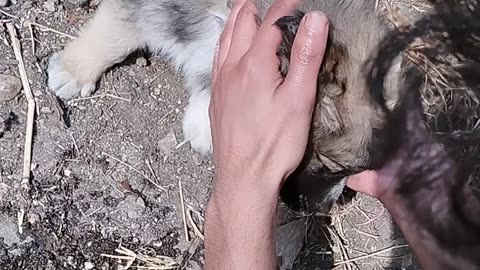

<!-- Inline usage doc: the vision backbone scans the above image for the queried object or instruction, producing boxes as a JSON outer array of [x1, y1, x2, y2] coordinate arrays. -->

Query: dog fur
[[47, 0, 405, 210]]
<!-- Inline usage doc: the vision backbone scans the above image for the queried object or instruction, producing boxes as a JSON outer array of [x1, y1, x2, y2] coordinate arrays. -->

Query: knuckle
[[265, 0, 297, 20]]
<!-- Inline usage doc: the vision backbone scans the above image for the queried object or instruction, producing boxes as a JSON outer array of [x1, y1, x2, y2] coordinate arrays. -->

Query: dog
[[47, 0, 405, 211]]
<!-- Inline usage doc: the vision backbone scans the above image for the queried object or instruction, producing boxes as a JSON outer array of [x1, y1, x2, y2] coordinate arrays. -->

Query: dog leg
[[47, 0, 144, 99]]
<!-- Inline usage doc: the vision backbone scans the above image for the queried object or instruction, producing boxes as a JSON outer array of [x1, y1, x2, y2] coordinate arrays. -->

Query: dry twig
[[327, 226, 353, 270], [6, 22, 35, 190], [101, 246, 177, 270], [178, 179, 190, 242], [0, 9, 18, 19], [102, 152, 167, 192], [334, 245, 409, 266], [186, 209, 204, 241], [29, 21, 76, 39]]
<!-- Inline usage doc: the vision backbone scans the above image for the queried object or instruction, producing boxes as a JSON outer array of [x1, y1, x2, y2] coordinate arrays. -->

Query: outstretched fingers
[[281, 12, 329, 109]]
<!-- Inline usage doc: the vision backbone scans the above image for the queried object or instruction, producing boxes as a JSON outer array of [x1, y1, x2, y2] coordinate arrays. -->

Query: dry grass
[[101, 246, 178, 270]]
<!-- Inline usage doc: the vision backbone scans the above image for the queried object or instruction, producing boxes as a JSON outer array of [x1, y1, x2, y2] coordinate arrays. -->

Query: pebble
[[43, 0, 56, 12], [41, 107, 54, 114], [157, 129, 177, 155], [118, 195, 146, 219], [63, 169, 72, 177], [0, 0, 9, 7], [66, 256, 74, 266], [0, 214, 20, 246], [100, 262, 110, 270], [27, 212, 41, 225], [0, 74, 22, 102], [84, 262, 94, 270], [186, 261, 201, 270], [136, 57, 148, 67], [191, 155, 201, 166], [0, 183, 9, 198]]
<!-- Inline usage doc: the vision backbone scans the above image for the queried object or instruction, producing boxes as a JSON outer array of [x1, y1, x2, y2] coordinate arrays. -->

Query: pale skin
[[204, 0, 477, 269], [205, 0, 328, 268]]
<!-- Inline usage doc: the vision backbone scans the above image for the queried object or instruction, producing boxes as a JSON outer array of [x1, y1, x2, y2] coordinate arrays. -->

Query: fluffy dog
[[47, 0, 405, 210]]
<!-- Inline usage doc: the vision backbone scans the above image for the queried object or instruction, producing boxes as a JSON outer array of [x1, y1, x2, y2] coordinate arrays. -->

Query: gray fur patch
[[165, 1, 205, 43], [196, 73, 211, 92]]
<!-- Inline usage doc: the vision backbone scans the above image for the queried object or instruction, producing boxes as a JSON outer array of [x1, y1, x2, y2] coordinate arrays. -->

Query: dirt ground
[[0, 0, 475, 269]]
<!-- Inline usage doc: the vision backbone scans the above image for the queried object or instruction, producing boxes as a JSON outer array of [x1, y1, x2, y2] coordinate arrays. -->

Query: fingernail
[[304, 11, 328, 33]]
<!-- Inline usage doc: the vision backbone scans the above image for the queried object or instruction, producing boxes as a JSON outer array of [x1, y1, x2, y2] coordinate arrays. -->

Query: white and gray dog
[[47, 0, 405, 210]]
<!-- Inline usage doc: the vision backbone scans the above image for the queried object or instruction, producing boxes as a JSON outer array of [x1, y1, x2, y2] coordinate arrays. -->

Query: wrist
[[209, 171, 280, 218], [205, 174, 280, 270], [213, 163, 285, 197]]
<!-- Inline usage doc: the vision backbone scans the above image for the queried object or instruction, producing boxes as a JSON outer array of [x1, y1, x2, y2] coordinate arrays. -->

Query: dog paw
[[182, 92, 213, 155], [47, 52, 96, 99]]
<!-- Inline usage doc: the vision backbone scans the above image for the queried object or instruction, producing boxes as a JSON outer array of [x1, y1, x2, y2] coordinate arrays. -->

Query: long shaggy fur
[[47, 0, 406, 210]]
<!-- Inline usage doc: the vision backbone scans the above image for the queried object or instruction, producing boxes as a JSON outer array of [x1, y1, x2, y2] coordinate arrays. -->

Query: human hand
[[205, 2, 329, 269], [209, 0, 329, 195]]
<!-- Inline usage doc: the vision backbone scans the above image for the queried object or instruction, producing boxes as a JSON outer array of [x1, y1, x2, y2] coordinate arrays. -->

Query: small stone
[[63, 169, 72, 177], [0, 183, 10, 198], [40, 107, 53, 114], [191, 155, 201, 166], [136, 57, 148, 67], [117, 195, 146, 219], [27, 213, 41, 225], [84, 262, 94, 270], [0, 0, 10, 7], [43, 0, 56, 12], [158, 130, 177, 156], [100, 262, 110, 270], [0, 214, 20, 246], [0, 74, 22, 102], [186, 261, 201, 270]]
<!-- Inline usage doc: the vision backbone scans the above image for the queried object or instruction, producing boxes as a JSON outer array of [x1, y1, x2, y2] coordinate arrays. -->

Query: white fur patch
[[47, 52, 96, 99], [182, 90, 213, 155]]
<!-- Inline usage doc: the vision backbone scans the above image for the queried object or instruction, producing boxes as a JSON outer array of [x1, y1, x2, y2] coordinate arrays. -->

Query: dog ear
[[275, 10, 307, 77]]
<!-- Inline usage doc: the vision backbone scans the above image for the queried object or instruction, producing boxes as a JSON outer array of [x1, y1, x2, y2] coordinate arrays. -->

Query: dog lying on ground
[[47, 0, 405, 210]]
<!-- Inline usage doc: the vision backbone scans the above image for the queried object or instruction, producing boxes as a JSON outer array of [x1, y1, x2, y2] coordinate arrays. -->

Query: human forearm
[[204, 1, 328, 268], [204, 175, 280, 270]]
